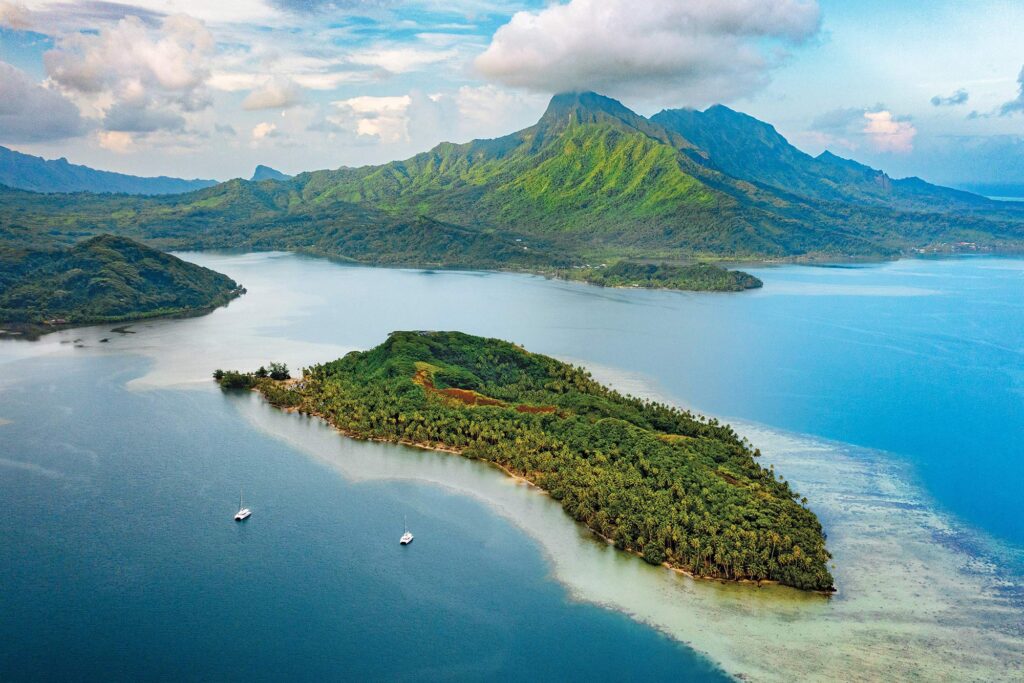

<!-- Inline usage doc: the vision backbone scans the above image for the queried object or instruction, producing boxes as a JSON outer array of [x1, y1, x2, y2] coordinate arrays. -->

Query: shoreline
[[258, 384, 832, 595], [234, 375, 1024, 683], [0, 287, 246, 341]]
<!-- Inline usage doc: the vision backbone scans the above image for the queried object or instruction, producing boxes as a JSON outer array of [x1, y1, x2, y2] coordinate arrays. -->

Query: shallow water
[[1, 251, 1022, 680]]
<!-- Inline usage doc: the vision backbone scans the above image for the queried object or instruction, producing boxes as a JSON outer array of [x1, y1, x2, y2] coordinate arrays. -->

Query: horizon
[[1, 1, 1022, 190]]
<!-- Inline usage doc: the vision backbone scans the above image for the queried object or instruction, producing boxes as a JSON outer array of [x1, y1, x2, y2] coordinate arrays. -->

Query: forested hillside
[[0, 234, 242, 335], [2, 92, 1023, 290], [229, 331, 836, 592]]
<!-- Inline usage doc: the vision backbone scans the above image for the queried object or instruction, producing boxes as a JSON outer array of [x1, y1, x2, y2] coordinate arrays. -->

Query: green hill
[[2, 92, 1023, 286], [233, 331, 835, 591], [0, 234, 243, 335]]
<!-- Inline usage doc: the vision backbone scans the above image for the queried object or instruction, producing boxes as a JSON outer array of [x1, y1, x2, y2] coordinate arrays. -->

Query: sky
[[0, 0, 1021, 190]]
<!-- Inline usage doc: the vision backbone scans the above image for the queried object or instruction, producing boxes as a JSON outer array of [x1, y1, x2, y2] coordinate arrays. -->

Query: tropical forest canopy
[[0, 234, 242, 333], [226, 331, 836, 592]]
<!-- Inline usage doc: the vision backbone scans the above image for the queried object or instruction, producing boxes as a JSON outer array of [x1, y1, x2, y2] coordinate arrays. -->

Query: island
[[217, 331, 835, 592], [0, 234, 243, 338], [559, 261, 763, 291]]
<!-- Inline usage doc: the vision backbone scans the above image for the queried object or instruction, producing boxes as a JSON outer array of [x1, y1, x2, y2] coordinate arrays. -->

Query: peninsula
[[0, 234, 243, 337], [218, 331, 835, 592]]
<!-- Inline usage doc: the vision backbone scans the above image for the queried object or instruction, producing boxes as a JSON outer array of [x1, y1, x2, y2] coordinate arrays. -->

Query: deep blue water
[[180, 253, 1022, 553], [0, 355, 724, 681], [1, 253, 1021, 680]]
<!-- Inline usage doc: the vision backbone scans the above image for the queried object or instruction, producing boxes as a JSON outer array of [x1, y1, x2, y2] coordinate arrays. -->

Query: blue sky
[[0, 0, 1021, 189]]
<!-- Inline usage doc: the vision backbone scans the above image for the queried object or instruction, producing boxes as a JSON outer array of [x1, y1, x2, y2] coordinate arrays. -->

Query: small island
[[560, 261, 763, 292], [0, 234, 244, 338], [218, 331, 834, 592]]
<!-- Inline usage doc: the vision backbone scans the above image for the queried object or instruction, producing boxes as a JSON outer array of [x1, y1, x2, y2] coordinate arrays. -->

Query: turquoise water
[[0, 355, 724, 681], [1, 252, 1022, 679]]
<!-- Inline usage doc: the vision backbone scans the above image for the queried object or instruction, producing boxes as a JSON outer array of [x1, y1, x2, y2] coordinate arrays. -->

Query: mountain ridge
[[1, 91, 1022, 276], [0, 146, 218, 195]]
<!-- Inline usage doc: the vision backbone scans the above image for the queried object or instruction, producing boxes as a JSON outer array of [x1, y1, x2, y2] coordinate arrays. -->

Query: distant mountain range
[[1, 92, 1022, 269], [0, 146, 218, 195]]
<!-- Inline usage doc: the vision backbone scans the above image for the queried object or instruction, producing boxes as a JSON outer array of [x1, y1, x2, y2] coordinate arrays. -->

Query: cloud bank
[[474, 0, 821, 105], [0, 61, 87, 142], [43, 12, 215, 143]]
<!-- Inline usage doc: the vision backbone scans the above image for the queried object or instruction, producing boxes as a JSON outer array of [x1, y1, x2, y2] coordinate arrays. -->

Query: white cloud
[[0, 61, 87, 142], [348, 46, 457, 74], [98, 130, 134, 153], [242, 77, 303, 110], [252, 121, 279, 140], [44, 13, 215, 131], [332, 94, 412, 141], [863, 110, 917, 153], [475, 0, 820, 105], [11, 0, 279, 28], [0, 1, 31, 29]]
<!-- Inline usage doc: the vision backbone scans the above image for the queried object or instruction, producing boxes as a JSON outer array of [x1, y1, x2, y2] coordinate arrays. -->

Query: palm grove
[[221, 331, 835, 592]]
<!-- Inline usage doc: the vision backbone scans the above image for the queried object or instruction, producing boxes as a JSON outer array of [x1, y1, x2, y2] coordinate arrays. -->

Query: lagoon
[[1, 252, 1021, 680]]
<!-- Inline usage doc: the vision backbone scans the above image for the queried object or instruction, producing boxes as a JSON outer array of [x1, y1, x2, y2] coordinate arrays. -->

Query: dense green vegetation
[[2, 92, 1022, 292], [651, 105, 993, 212], [564, 261, 762, 291], [0, 234, 242, 335], [222, 331, 835, 592]]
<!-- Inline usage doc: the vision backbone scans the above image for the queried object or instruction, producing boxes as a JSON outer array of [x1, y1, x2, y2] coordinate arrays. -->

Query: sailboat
[[400, 515, 413, 545], [234, 489, 251, 521]]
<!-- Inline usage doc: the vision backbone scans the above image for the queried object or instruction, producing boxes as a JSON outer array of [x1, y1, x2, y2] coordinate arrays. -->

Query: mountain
[[0, 234, 242, 335], [0, 145, 217, 195], [1, 92, 1022, 275], [650, 105, 990, 211], [250, 165, 291, 182]]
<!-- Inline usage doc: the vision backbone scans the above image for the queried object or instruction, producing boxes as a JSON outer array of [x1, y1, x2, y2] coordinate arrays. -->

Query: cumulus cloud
[[474, 0, 821, 104], [1000, 65, 1024, 116], [242, 77, 304, 110], [0, 1, 31, 29], [252, 121, 280, 140], [332, 95, 412, 142], [808, 105, 916, 154], [862, 111, 917, 153], [931, 88, 968, 107], [98, 130, 134, 153], [0, 61, 87, 142], [44, 13, 214, 133]]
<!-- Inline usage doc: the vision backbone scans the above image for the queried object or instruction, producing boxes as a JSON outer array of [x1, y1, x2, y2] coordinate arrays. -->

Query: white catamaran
[[234, 490, 251, 521], [400, 515, 413, 545]]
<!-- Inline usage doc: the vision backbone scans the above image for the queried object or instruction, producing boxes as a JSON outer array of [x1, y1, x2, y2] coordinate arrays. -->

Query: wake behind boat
[[234, 489, 251, 521]]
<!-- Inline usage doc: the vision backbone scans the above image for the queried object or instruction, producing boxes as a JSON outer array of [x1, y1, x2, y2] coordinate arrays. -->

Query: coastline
[[233, 374, 1024, 683], [256, 382, 829, 594], [0, 286, 246, 341]]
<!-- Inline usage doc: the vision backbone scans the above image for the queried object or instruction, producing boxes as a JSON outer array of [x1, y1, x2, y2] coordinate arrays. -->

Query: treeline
[[563, 261, 762, 292], [214, 362, 290, 389], [229, 331, 835, 592]]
